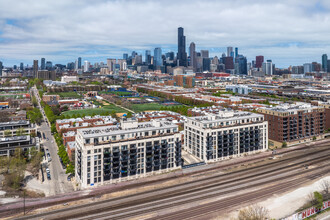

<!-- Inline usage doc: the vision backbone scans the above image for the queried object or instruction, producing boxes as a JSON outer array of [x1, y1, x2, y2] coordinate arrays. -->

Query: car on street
[[46, 168, 50, 174], [47, 173, 51, 180]]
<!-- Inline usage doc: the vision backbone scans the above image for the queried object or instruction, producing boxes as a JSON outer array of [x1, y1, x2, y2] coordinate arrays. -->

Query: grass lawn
[[47, 92, 82, 99], [62, 104, 127, 117], [99, 91, 133, 96], [129, 103, 165, 112]]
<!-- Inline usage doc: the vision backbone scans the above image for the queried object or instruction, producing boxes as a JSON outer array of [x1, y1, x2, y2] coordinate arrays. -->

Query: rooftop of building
[[188, 109, 263, 124], [78, 119, 178, 138], [0, 120, 30, 127], [259, 102, 321, 113]]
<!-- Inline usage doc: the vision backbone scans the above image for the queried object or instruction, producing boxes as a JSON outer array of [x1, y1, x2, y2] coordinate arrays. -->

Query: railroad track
[[15, 147, 330, 220], [62, 159, 330, 220], [2, 143, 328, 219], [155, 169, 330, 220]]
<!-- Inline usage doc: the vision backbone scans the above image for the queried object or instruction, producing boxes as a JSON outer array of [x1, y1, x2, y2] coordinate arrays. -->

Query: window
[[94, 149, 97, 153], [87, 179, 90, 184], [87, 150, 91, 154]]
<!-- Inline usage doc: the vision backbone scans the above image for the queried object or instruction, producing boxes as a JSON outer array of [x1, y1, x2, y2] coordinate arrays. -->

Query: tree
[[282, 142, 287, 148], [126, 112, 133, 118], [314, 191, 323, 209], [32, 95, 38, 107], [66, 163, 75, 175], [313, 136, 317, 141], [4, 130, 12, 137], [320, 179, 330, 195], [237, 205, 269, 220], [16, 127, 26, 136], [5, 149, 26, 190]]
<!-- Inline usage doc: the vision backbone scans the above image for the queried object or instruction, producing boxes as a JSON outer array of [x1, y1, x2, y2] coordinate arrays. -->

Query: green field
[[62, 104, 127, 117], [47, 92, 82, 99], [99, 91, 133, 96], [129, 103, 165, 112]]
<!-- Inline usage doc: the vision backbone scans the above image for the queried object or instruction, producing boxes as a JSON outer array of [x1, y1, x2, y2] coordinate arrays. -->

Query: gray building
[[177, 27, 187, 67], [41, 58, 46, 70], [154, 47, 162, 67]]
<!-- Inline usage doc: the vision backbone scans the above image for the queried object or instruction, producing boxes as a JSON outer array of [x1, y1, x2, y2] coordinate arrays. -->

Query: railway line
[[1, 140, 327, 219], [14, 144, 330, 220]]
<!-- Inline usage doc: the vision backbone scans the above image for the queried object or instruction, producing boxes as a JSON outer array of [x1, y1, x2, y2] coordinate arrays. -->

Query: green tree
[[126, 112, 133, 118], [16, 127, 26, 136], [4, 130, 12, 137], [313, 136, 317, 141], [66, 163, 75, 175], [314, 191, 323, 209], [282, 142, 287, 148]]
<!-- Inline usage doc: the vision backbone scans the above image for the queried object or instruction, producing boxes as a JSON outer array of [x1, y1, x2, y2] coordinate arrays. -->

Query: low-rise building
[[184, 109, 268, 162], [75, 118, 182, 188]]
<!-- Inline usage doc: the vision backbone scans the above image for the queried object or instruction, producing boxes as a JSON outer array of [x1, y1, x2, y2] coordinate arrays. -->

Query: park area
[[62, 104, 127, 117]]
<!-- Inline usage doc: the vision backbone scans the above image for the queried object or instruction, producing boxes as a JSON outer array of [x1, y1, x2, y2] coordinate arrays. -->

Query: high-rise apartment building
[[177, 27, 187, 67], [322, 54, 328, 72], [201, 50, 209, 58], [123, 53, 128, 60], [41, 58, 46, 70], [262, 60, 273, 75], [235, 47, 238, 58], [33, 60, 38, 78], [258, 103, 325, 148], [75, 119, 182, 188], [255, 56, 264, 68], [227, 47, 233, 57], [154, 47, 162, 67], [78, 57, 82, 69], [184, 110, 268, 163], [303, 63, 312, 74], [107, 59, 116, 72], [20, 63, 24, 71], [189, 42, 196, 71], [145, 50, 151, 65], [84, 61, 90, 72]]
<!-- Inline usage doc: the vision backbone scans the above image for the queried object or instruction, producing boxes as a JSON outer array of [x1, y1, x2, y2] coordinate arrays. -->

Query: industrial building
[[258, 102, 325, 148], [184, 109, 268, 163], [75, 118, 182, 188]]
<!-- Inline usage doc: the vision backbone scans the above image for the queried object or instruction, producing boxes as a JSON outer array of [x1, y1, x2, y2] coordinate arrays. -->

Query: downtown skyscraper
[[177, 27, 187, 67]]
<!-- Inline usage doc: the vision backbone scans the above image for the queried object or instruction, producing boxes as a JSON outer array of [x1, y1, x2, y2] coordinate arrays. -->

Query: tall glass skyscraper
[[41, 58, 46, 70], [322, 54, 328, 72], [78, 57, 82, 69], [145, 50, 151, 64], [177, 27, 187, 67], [154, 47, 162, 67]]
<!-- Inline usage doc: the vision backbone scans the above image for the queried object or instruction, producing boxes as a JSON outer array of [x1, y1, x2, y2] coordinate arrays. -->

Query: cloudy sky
[[0, 0, 330, 67]]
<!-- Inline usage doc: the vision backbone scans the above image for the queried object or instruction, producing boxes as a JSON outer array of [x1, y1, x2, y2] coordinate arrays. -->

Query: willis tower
[[177, 27, 187, 67]]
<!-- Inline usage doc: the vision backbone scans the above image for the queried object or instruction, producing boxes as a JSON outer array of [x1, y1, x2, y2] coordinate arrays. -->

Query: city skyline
[[1, 1, 330, 67]]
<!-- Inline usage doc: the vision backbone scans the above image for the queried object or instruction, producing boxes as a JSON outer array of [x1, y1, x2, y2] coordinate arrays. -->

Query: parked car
[[46, 168, 50, 174], [48, 157, 52, 162], [47, 173, 51, 180]]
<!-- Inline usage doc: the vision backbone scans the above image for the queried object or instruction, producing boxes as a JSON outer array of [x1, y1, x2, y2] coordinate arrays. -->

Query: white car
[[46, 168, 50, 173]]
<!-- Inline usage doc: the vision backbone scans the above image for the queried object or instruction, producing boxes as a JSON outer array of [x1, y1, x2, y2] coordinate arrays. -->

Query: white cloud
[[0, 0, 329, 67]]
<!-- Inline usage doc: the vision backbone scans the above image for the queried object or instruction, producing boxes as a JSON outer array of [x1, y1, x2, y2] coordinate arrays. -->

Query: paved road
[[32, 87, 73, 196]]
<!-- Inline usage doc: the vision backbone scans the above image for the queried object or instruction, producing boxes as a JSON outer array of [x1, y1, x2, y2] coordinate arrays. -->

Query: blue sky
[[1, 0, 330, 68]]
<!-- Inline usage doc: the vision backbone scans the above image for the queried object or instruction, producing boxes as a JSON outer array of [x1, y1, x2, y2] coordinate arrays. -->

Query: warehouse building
[[75, 118, 182, 188], [184, 109, 268, 163]]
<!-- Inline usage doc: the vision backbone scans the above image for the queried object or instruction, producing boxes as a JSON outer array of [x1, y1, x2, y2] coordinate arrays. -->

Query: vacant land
[[62, 104, 127, 117]]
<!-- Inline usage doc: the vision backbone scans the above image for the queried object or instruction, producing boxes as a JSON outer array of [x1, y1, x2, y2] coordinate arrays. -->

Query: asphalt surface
[[32, 87, 73, 196]]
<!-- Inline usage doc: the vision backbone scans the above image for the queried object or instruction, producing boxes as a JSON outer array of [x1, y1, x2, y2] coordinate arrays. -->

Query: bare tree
[[307, 192, 317, 206], [237, 204, 269, 220], [320, 179, 330, 195]]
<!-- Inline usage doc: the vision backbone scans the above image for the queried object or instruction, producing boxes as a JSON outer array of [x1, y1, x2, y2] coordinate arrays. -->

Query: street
[[32, 86, 73, 196]]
